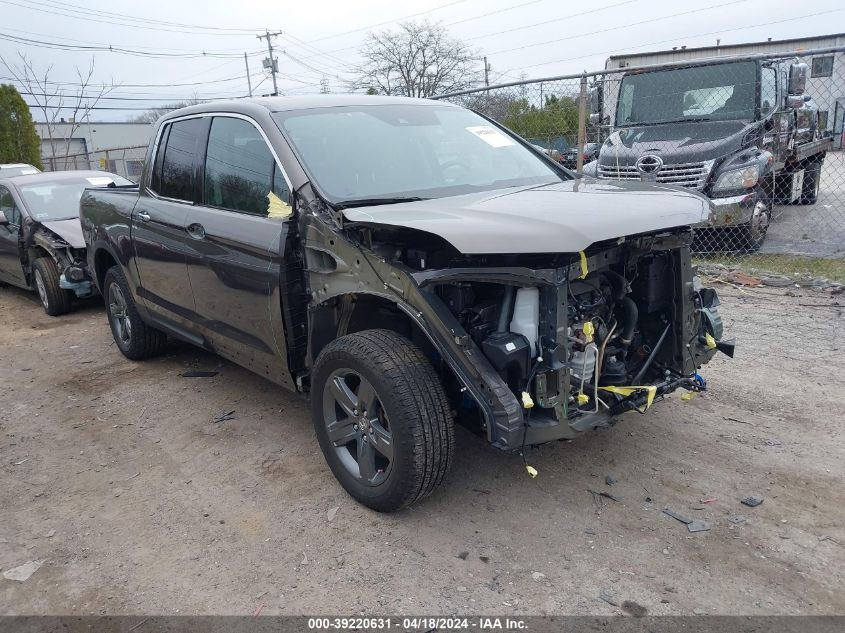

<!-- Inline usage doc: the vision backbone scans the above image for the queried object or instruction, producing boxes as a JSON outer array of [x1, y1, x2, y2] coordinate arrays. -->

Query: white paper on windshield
[[86, 176, 114, 186], [465, 125, 515, 148], [20, 168, 38, 175]]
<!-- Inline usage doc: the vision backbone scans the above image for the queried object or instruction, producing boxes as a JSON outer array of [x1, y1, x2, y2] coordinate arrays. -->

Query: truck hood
[[599, 120, 756, 166], [39, 219, 85, 248], [342, 179, 710, 254]]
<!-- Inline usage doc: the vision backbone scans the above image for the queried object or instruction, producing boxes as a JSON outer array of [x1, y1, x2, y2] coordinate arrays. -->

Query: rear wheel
[[104, 265, 167, 360], [311, 329, 454, 512], [33, 257, 72, 316]]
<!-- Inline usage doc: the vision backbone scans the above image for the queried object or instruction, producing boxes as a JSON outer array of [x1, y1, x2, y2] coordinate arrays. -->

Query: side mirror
[[788, 62, 808, 95], [589, 85, 602, 115], [0, 210, 8, 225]]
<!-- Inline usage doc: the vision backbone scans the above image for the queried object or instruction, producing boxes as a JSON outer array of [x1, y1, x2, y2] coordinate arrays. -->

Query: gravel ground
[[1, 281, 843, 616]]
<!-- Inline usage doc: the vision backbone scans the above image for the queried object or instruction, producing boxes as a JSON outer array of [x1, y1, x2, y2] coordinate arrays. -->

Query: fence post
[[576, 73, 588, 174]]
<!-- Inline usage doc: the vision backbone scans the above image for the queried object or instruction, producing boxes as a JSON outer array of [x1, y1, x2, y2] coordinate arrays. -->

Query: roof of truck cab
[[161, 94, 457, 120]]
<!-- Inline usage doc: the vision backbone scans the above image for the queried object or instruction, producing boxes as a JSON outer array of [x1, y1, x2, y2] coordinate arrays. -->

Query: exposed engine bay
[[332, 222, 735, 447], [27, 224, 94, 297]]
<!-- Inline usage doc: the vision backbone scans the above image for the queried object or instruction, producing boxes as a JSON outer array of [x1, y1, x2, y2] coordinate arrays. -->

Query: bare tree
[[130, 98, 204, 124], [352, 20, 482, 98], [0, 53, 117, 170]]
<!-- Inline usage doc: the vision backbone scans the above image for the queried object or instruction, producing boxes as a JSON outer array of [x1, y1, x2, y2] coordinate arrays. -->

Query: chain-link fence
[[40, 145, 147, 181], [436, 45, 845, 284]]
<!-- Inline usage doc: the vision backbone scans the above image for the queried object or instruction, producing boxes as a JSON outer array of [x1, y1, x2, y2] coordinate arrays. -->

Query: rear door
[[133, 116, 208, 330], [183, 114, 294, 387], [0, 185, 27, 287]]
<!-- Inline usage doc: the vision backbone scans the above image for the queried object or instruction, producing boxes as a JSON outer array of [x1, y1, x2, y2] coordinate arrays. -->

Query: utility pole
[[244, 52, 253, 97], [483, 56, 490, 87], [257, 29, 283, 96]]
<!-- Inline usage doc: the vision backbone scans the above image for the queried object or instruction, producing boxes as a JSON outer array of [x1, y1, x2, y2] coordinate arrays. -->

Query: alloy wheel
[[322, 369, 394, 486], [108, 282, 132, 346], [34, 269, 48, 309]]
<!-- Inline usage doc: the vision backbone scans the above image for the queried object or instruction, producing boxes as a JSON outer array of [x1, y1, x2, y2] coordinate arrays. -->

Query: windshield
[[19, 174, 132, 221], [617, 61, 758, 126], [272, 104, 564, 205], [1, 166, 40, 177]]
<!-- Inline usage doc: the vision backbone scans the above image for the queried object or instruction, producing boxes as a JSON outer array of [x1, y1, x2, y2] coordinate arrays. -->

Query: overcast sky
[[0, 0, 842, 121]]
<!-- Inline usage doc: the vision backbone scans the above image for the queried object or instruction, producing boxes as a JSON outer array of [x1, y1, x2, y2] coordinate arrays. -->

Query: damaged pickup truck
[[0, 170, 131, 315], [79, 96, 733, 511]]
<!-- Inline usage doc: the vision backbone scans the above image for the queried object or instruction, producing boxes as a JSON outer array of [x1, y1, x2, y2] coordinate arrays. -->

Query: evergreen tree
[[0, 84, 42, 168]]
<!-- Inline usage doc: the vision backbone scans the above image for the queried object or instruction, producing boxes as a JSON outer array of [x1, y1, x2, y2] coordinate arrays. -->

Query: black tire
[[311, 329, 454, 512], [732, 198, 771, 253], [800, 163, 821, 205], [32, 257, 72, 316], [103, 265, 167, 360]]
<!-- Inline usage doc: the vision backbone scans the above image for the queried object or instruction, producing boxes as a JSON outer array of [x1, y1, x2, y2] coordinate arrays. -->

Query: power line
[[445, 0, 547, 27], [487, 0, 752, 56], [303, 0, 468, 45], [279, 32, 353, 70], [0, 31, 261, 58], [290, 0, 551, 61], [464, 0, 639, 41], [282, 50, 348, 82], [0, 0, 268, 35], [0, 74, 253, 88], [0, 26, 264, 54], [514, 7, 845, 73], [19, 0, 267, 32], [17, 87, 260, 102]]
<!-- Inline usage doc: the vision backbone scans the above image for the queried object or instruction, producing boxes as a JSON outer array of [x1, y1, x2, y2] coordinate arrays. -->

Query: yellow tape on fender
[[578, 250, 589, 279], [599, 385, 658, 411]]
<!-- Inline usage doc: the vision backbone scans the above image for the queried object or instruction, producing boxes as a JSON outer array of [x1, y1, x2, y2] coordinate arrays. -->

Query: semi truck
[[586, 57, 833, 251]]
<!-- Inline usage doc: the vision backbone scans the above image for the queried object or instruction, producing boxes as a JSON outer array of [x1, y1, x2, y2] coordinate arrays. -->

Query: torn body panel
[[27, 221, 94, 298], [298, 191, 725, 451]]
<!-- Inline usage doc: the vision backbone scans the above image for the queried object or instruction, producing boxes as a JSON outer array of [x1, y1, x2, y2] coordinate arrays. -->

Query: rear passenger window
[[155, 118, 204, 202], [203, 117, 291, 217]]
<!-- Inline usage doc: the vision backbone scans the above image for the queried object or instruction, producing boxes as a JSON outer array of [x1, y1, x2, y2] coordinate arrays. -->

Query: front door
[[183, 115, 294, 387], [133, 117, 207, 331], [0, 186, 27, 287]]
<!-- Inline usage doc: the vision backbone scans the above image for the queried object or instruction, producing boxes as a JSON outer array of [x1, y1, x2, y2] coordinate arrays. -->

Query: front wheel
[[104, 266, 167, 360], [734, 199, 771, 253], [311, 329, 454, 512], [33, 257, 72, 316]]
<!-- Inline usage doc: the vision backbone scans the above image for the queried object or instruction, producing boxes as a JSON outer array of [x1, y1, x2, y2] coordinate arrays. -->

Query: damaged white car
[[0, 170, 131, 315]]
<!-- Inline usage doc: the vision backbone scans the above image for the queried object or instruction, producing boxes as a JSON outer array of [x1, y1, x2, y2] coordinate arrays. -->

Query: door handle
[[137, 212, 151, 222], [187, 223, 206, 240]]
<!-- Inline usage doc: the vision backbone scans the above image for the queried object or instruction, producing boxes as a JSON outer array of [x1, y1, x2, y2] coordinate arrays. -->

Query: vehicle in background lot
[[530, 143, 564, 163], [0, 164, 41, 177], [587, 58, 833, 251], [561, 142, 599, 170], [0, 170, 131, 315], [80, 96, 731, 512]]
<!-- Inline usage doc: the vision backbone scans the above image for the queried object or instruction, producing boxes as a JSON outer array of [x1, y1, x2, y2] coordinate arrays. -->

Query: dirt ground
[[1, 280, 843, 616]]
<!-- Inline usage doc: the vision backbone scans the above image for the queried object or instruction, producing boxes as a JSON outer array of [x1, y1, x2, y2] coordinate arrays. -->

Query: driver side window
[[0, 186, 21, 229]]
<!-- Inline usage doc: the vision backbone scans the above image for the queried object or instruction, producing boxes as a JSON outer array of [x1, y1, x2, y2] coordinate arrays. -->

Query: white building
[[35, 121, 154, 180], [604, 33, 845, 145]]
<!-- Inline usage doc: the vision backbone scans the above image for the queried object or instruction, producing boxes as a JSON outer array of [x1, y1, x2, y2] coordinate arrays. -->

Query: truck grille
[[598, 161, 712, 190]]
